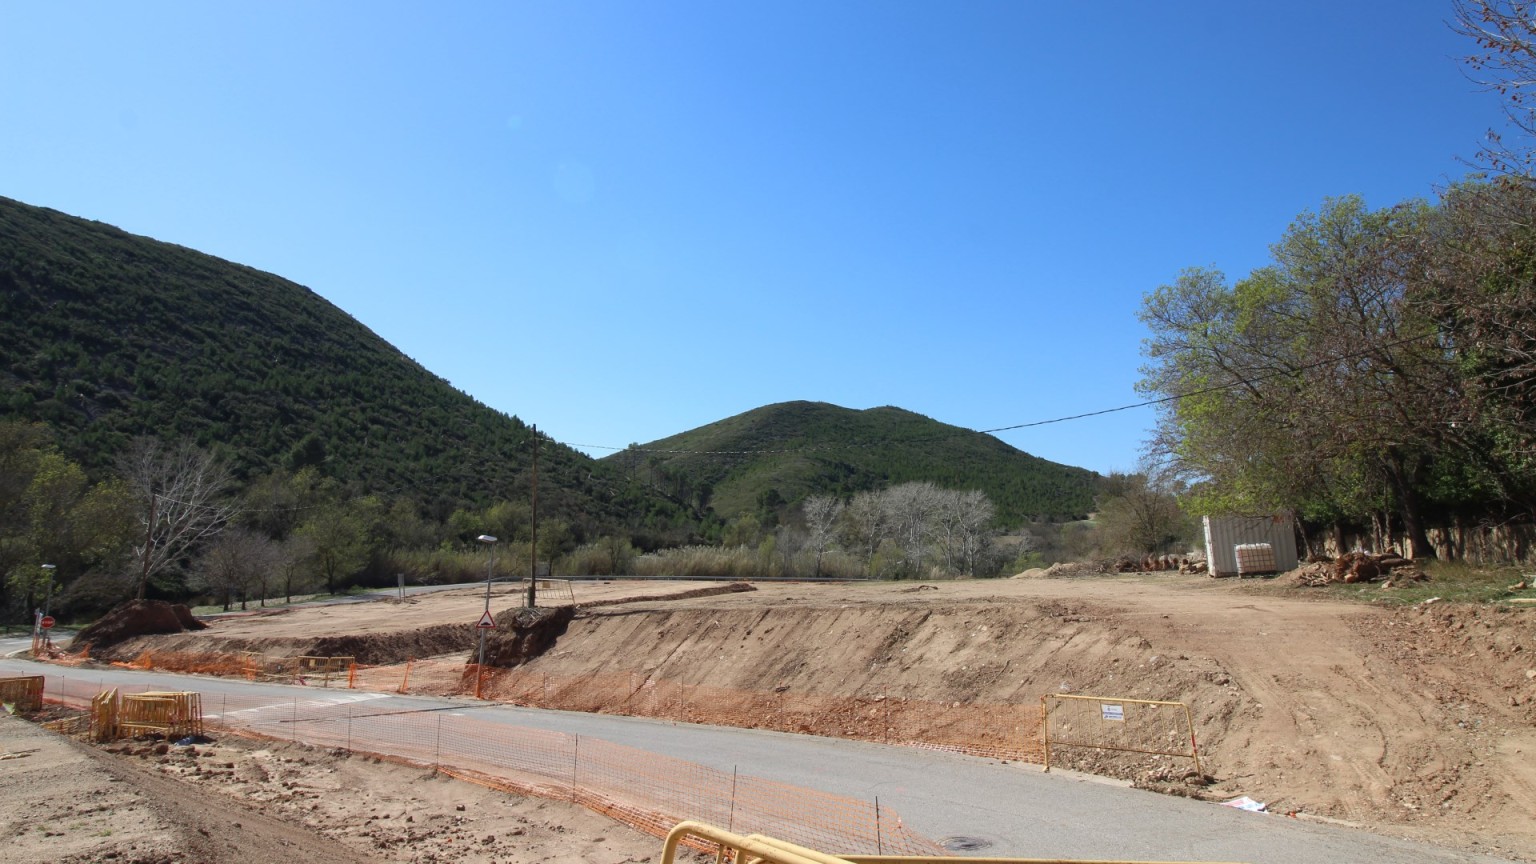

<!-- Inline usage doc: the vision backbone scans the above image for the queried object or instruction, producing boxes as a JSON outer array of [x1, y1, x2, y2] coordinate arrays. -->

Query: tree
[[1095, 471, 1189, 557], [120, 438, 238, 599], [1454, 0, 1536, 178], [886, 482, 941, 578], [194, 527, 282, 610], [1407, 180, 1536, 516], [842, 490, 891, 577], [801, 494, 844, 577], [0, 423, 135, 618], [297, 503, 368, 595], [1139, 197, 1462, 556], [935, 488, 996, 576]]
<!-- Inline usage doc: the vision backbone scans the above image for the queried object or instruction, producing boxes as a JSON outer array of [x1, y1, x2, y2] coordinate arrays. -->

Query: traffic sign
[[476, 611, 496, 629], [39, 616, 55, 629]]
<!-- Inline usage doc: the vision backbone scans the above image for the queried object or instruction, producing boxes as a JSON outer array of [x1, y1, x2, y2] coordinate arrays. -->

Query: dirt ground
[[54, 573, 1536, 861], [0, 712, 672, 864]]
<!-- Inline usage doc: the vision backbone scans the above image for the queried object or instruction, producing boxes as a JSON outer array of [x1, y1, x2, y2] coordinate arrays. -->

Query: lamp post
[[40, 564, 56, 619], [476, 535, 497, 671]]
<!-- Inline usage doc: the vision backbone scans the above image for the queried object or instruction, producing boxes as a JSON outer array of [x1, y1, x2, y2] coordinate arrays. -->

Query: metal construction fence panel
[[1040, 694, 1201, 777], [0, 674, 44, 712], [32, 669, 943, 856]]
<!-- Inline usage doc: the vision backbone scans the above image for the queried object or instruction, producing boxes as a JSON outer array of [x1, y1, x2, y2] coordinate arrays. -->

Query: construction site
[[5, 569, 1536, 863]]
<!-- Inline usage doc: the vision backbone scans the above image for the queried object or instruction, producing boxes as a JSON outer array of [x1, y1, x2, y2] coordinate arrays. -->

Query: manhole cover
[[940, 835, 993, 852]]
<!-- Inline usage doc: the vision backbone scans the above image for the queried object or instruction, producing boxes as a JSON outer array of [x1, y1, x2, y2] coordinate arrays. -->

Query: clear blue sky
[[0, 1, 1504, 474]]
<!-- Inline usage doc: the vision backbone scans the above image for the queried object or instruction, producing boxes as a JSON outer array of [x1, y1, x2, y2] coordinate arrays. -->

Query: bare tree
[[1454, 0, 1536, 178], [935, 489, 996, 576], [802, 494, 844, 578], [193, 527, 282, 611], [886, 482, 941, 578], [120, 438, 238, 600], [841, 490, 891, 578]]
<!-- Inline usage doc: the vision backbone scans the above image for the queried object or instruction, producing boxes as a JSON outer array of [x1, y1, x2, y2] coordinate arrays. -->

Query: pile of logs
[[1293, 551, 1429, 587], [1109, 554, 1205, 573]]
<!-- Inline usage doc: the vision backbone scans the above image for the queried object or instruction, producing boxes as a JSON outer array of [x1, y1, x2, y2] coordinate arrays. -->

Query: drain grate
[[940, 835, 994, 851]]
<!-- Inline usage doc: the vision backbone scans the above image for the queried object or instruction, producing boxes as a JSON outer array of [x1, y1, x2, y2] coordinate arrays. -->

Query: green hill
[[606, 401, 1099, 525], [0, 195, 677, 533]]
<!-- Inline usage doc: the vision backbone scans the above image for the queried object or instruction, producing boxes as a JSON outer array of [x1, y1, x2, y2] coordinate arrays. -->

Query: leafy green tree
[[1139, 197, 1462, 556], [297, 504, 368, 595]]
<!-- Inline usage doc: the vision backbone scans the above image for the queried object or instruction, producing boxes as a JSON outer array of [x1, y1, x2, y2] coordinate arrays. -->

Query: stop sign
[[39, 616, 55, 629]]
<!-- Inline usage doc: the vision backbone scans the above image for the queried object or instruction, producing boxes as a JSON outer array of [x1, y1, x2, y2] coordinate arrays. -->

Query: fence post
[[875, 795, 883, 855], [435, 714, 442, 772], [291, 698, 297, 744], [346, 704, 352, 752], [571, 734, 580, 803], [1040, 695, 1052, 773], [729, 766, 738, 832]]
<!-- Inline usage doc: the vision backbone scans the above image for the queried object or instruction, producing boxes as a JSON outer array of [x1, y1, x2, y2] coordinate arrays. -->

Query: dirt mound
[[480, 605, 577, 668], [1013, 561, 1102, 579], [70, 600, 206, 654]]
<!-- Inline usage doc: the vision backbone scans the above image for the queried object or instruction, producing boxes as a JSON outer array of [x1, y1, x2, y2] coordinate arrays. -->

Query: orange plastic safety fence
[[482, 669, 1046, 764], [30, 670, 944, 857], [85, 650, 1044, 764]]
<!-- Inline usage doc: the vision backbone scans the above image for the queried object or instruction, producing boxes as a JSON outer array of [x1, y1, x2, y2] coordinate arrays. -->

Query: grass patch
[[1317, 560, 1534, 606]]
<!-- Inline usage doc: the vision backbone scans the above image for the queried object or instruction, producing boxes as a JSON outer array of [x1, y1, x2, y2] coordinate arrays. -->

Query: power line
[[573, 332, 1438, 458]]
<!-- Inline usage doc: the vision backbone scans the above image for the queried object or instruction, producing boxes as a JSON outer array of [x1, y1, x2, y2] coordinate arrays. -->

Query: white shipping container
[[1203, 515, 1298, 577]]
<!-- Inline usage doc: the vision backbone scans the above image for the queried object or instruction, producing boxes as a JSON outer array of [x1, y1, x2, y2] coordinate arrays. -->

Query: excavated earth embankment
[[81, 576, 1536, 860]]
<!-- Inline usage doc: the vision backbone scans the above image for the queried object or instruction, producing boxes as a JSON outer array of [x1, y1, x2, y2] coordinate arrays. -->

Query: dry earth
[[59, 574, 1536, 860], [0, 712, 676, 864]]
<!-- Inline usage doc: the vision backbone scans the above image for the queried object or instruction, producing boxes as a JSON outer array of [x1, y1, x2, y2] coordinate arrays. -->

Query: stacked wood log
[[1293, 551, 1429, 587]]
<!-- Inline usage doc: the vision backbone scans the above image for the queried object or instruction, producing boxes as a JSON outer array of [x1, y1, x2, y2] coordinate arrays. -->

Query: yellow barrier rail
[[661, 821, 1250, 864], [1040, 694, 1201, 777]]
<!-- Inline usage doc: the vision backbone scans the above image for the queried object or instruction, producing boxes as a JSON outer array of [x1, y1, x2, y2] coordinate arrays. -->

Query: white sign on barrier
[[1100, 703, 1124, 722]]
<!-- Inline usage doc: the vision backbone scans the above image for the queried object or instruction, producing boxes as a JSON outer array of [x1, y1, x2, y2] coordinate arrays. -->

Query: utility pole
[[528, 424, 539, 609]]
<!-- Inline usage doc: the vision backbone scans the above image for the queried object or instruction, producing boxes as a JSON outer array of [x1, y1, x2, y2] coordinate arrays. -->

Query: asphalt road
[[0, 655, 1514, 864]]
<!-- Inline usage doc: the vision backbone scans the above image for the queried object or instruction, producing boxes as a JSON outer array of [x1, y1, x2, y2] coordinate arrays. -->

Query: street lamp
[[40, 564, 56, 619], [476, 535, 497, 671]]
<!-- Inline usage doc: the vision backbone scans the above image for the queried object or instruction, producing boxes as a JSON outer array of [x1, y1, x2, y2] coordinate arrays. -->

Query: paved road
[[0, 656, 1513, 864]]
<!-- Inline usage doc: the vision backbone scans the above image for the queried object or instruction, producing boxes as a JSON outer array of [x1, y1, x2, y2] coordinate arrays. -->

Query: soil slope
[[98, 574, 1536, 860]]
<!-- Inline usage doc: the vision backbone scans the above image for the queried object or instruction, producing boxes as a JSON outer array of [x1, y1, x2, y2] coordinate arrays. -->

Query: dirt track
[[0, 712, 668, 864], [85, 574, 1536, 860]]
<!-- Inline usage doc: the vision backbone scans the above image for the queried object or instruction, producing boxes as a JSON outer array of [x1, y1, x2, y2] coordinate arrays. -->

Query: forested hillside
[[608, 401, 1099, 526], [0, 195, 680, 533]]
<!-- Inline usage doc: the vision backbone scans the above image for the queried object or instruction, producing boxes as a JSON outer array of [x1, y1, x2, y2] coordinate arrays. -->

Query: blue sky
[[0, 1, 1505, 474]]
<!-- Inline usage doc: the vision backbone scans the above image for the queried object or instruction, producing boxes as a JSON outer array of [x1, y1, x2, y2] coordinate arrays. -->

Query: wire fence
[[478, 667, 1045, 764], [34, 669, 944, 856], [111, 650, 1047, 764]]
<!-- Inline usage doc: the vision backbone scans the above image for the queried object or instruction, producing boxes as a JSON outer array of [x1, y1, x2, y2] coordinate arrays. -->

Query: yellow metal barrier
[[841, 858, 1247, 863], [0, 675, 44, 713], [663, 821, 1249, 864], [119, 691, 203, 739], [91, 689, 119, 742], [662, 820, 855, 864], [1040, 694, 1201, 777]]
